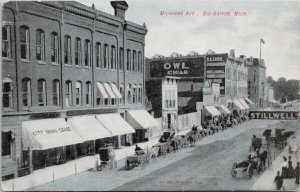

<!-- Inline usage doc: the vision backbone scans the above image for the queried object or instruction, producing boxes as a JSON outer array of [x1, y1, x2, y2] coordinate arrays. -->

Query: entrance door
[[167, 114, 171, 129]]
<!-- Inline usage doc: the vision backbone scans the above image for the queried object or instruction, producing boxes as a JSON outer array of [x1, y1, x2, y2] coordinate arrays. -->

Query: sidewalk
[[251, 132, 300, 191], [1, 129, 186, 191]]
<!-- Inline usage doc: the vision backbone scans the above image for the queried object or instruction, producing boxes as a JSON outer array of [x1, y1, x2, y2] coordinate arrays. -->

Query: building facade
[[2, 1, 148, 180]]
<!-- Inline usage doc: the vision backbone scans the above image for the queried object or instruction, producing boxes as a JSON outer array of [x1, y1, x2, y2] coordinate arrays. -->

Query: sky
[[81, 0, 300, 81]]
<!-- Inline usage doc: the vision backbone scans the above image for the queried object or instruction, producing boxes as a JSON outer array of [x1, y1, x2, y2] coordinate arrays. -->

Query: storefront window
[[2, 131, 13, 156]]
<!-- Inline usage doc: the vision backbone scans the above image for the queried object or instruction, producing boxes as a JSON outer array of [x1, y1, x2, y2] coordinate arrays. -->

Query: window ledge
[[2, 57, 13, 61], [21, 59, 30, 63], [75, 65, 82, 68], [51, 63, 59, 66], [84, 66, 91, 69], [64, 64, 72, 67], [37, 61, 46, 65], [2, 108, 15, 112]]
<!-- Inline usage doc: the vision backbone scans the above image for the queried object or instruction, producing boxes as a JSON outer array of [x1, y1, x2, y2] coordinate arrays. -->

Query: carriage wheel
[[231, 169, 237, 177], [232, 163, 237, 169]]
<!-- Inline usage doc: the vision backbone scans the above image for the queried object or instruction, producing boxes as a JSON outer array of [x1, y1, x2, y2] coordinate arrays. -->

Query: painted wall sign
[[249, 111, 299, 120]]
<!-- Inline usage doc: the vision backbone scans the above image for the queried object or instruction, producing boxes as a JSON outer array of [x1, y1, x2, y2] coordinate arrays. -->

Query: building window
[[138, 86, 141, 103], [2, 26, 11, 58], [53, 80, 60, 106], [86, 81, 92, 106], [75, 81, 82, 106], [119, 48, 124, 70], [111, 45, 116, 69], [84, 40, 91, 67], [75, 38, 81, 66], [3, 78, 13, 109], [103, 44, 109, 69], [2, 131, 13, 156], [126, 49, 131, 71], [66, 81, 72, 107], [132, 50, 136, 72], [36, 29, 45, 62], [138, 51, 142, 72], [132, 85, 136, 103], [127, 84, 131, 103], [96, 43, 101, 68], [64, 35, 71, 65], [119, 84, 124, 104], [51, 32, 59, 64], [20, 26, 30, 60], [37, 79, 46, 106], [22, 78, 31, 108]]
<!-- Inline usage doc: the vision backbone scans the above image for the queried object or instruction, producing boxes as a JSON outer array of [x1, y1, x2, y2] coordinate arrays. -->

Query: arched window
[[75, 38, 81, 66], [111, 45, 116, 69], [51, 32, 59, 64], [84, 39, 91, 67], [75, 81, 82, 106], [119, 48, 124, 70], [119, 83, 124, 104], [103, 44, 109, 69], [2, 25, 11, 58], [138, 51, 142, 73], [132, 84, 137, 103], [3, 77, 13, 109], [95, 43, 101, 68], [37, 79, 46, 106], [64, 35, 71, 65], [20, 26, 30, 60], [22, 78, 31, 108], [53, 80, 60, 106], [132, 50, 136, 72], [127, 83, 131, 103], [36, 29, 45, 62], [86, 81, 92, 106], [66, 80, 72, 107], [126, 49, 131, 71]]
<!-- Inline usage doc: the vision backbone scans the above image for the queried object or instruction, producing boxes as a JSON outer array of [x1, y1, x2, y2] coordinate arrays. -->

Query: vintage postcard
[[1, 0, 300, 191]]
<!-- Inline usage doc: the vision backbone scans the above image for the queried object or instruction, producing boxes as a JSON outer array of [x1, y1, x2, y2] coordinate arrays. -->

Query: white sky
[[81, 0, 300, 81]]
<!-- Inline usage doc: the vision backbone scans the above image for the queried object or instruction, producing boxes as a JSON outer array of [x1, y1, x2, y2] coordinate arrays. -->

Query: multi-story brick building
[[1, 1, 156, 180]]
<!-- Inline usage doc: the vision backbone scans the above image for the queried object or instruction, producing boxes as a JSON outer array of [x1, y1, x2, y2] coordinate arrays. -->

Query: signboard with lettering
[[206, 53, 228, 95], [150, 57, 205, 78], [249, 111, 299, 120]]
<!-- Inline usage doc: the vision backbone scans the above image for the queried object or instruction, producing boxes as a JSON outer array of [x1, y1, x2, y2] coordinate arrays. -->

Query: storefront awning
[[126, 110, 160, 130], [204, 106, 221, 116], [67, 116, 111, 141], [22, 118, 83, 150], [233, 99, 246, 110], [219, 105, 231, 114], [104, 83, 116, 98], [96, 82, 108, 99], [245, 98, 254, 105], [239, 99, 250, 109], [269, 99, 277, 103], [96, 113, 135, 136], [111, 83, 122, 98]]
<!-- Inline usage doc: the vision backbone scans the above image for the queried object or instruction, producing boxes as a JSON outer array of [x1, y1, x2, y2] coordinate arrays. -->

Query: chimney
[[110, 1, 128, 20]]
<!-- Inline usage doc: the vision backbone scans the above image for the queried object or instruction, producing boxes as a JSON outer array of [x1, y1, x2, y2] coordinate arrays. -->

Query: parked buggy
[[125, 149, 150, 170], [97, 146, 117, 171]]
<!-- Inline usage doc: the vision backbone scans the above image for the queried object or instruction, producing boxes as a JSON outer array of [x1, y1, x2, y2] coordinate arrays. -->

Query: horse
[[187, 132, 196, 147], [258, 150, 268, 170], [147, 146, 159, 162]]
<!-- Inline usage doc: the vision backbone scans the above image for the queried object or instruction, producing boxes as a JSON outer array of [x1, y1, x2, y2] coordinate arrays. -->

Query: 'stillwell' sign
[[249, 111, 299, 120]]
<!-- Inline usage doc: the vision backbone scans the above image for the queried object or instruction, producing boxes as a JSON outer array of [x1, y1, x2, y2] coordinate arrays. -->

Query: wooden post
[[52, 170, 54, 182], [75, 163, 77, 175], [28, 147, 33, 173]]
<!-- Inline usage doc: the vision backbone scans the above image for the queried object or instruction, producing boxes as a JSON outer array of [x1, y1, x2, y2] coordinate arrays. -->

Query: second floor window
[[96, 43, 101, 68], [75, 38, 81, 66], [138, 51, 142, 72], [36, 29, 45, 62], [51, 32, 59, 64], [20, 26, 30, 60], [132, 51, 136, 72], [53, 80, 60, 106], [75, 81, 82, 106], [119, 48, 124, 70], [126, 49, 131, 71], [2, 26, 11, 58], [3, 78, 13, 109], [111, 46, 116, 69], [22, 78, 31, 108], [66, 81, 72, 107], [84, 40, 91, 67], [86, 82, 92, 106], [103, 44, 108, 69], [64, 36, 71, 65], [37, 79, 46, 106]]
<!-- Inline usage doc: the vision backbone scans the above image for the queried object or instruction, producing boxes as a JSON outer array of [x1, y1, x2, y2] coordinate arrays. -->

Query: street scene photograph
[[1, 0, 300, 191]]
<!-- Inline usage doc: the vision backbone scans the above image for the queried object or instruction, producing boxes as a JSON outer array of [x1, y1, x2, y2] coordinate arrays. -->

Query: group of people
[[274, 155, 300, 190]]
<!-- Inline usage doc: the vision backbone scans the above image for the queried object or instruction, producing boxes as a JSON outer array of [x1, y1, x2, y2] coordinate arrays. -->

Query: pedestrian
[[282, 156, 288, 178], [295, 162, 299, 185], [286, 160, 295, 178], [274, 171, 283, 190]]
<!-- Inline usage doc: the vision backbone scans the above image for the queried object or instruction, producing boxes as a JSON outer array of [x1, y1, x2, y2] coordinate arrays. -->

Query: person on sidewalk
[[295, 162, 299, 185], [274, 171, 283, 190], [282, 156, 288, 178]]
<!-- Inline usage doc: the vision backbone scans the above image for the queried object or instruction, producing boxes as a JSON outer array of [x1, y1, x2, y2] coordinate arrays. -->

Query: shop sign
[[249, 111, 299, 120], [32, 127, 72, 136], [30, 112, 60, 119]]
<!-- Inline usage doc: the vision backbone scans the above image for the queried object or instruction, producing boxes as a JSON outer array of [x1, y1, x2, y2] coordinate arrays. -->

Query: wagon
[[97, 146, 117, 171], [153, 142, 170, 156], [125, 151, 150, 170]]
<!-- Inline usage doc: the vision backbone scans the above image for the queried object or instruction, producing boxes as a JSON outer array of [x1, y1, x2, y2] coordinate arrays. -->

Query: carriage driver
[[135, 144, 144, 155], [250, 148, 260, 168]]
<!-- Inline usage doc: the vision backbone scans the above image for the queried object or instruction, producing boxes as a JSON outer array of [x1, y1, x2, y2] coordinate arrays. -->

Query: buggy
[[97, 146, 117, 171], [125, 149, 150, 170]]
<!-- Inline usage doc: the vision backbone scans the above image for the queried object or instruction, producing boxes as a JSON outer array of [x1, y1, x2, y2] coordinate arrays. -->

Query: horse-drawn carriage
[[125, 150, 150, 170], [97, 146, 117, 171]]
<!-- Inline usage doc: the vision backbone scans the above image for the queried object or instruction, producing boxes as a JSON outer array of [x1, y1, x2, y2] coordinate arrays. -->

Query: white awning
[[219, 105, 231, 114], [96, 113, 135, 136], [103, 83, 116, 98], [239, 99, 250, 109], [269, 99, 277, 103], [111, 83, 122, 98], [203, 106, 221, 116], [67, 116, 111, 141], [22, 118, 83, 150], [126, 110, 161, 130], [96, 82, 108, 99], [132, 84, 137, 88], [233, 99, 246, 110], [245, 98, 254, 105]]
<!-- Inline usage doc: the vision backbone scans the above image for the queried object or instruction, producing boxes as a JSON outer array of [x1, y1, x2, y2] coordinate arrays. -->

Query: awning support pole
[[28, 147, 33, 173]]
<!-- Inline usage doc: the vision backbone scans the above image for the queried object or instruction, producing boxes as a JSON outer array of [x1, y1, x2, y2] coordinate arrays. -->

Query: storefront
[[202, 106, 221, 122], [216, 105, 231, 117], [238, 98, 250, 111], [232, 99, 246, 116], [67, 116, 112, 156], [96, 113, 135, 148], [22, 118, 83, 171], [126, 110, 161, 143]]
